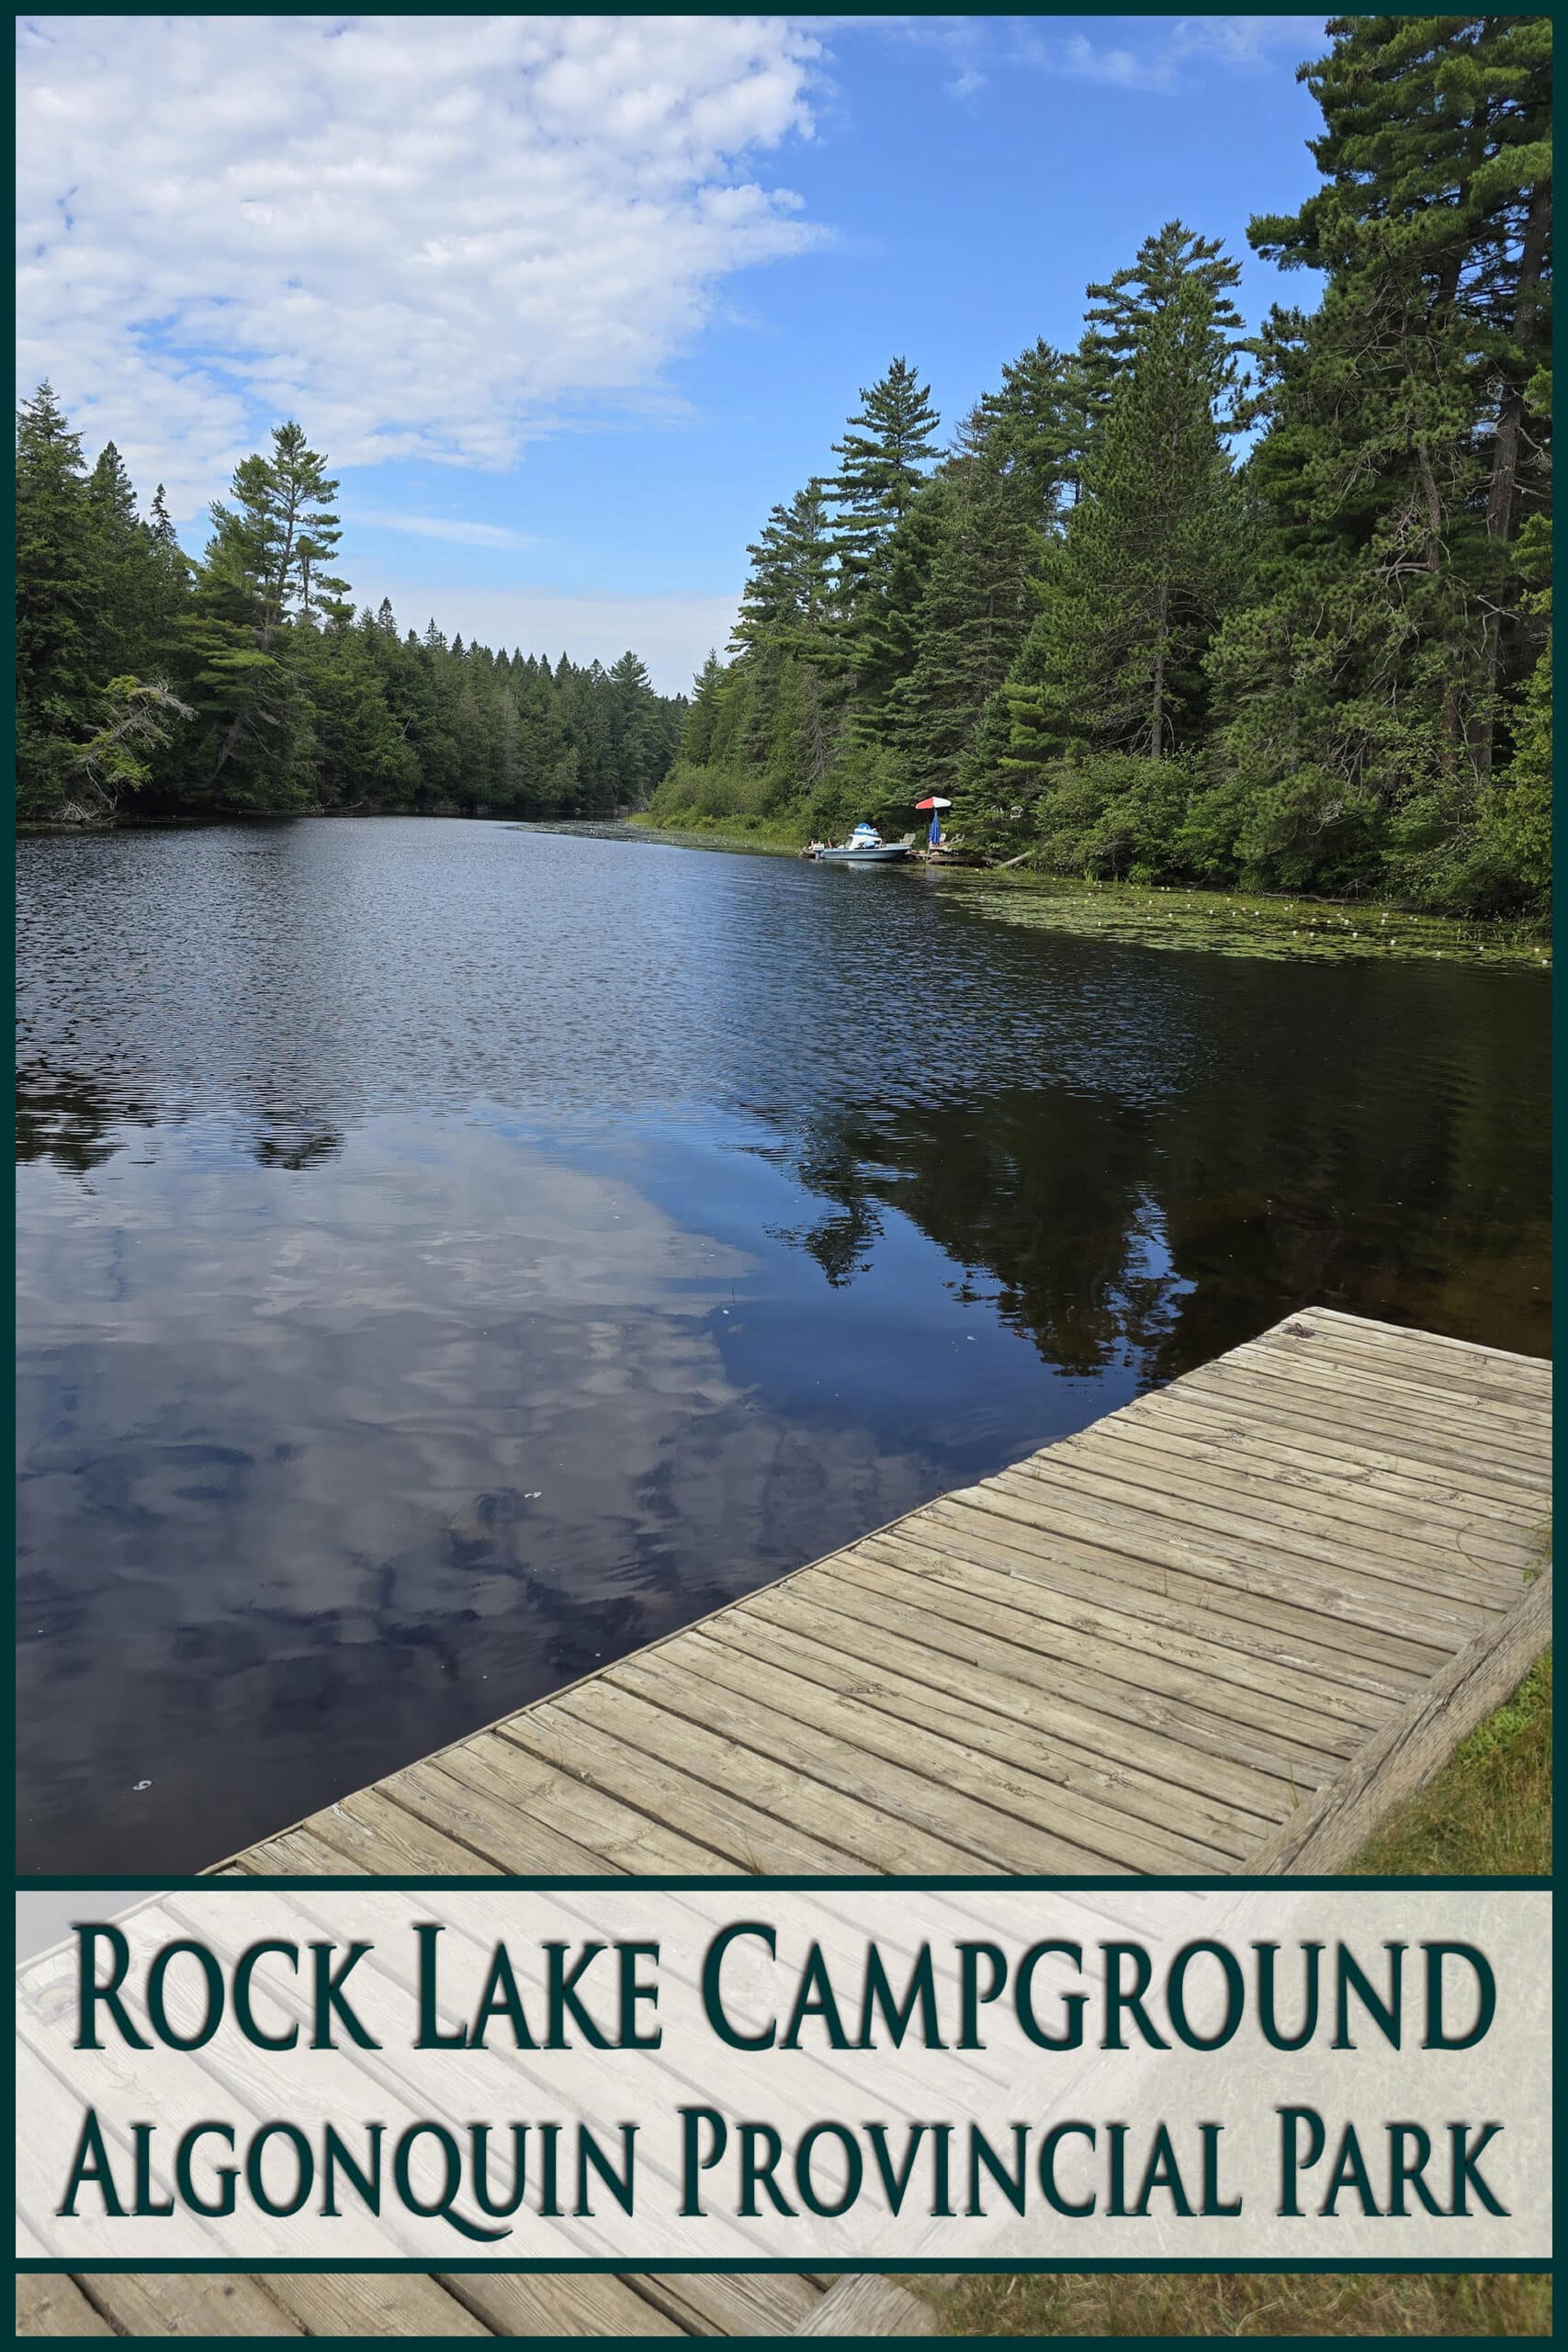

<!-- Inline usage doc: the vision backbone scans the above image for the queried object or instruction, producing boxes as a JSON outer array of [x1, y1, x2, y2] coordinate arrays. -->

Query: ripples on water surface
[[16, 820, 1550, 1871]]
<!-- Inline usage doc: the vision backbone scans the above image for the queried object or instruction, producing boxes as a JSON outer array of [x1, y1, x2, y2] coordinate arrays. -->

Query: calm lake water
[[17, 820, 1551, 1872]]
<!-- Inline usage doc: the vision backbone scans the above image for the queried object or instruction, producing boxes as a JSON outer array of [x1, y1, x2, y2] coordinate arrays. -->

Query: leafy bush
[[1230, 765, 1386, 895], [1032, 752, 1202, 882]]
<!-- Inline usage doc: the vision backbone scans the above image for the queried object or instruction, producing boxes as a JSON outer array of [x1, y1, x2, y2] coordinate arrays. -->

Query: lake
[[16, 820, 1550, 1873]]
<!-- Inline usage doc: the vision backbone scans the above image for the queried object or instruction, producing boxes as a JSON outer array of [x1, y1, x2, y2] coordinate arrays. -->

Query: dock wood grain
[[24, 1309, 1549, 2337]]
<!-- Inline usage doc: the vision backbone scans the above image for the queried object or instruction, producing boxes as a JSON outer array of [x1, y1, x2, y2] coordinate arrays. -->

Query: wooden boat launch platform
[[19, 1306, 1551, 2337]]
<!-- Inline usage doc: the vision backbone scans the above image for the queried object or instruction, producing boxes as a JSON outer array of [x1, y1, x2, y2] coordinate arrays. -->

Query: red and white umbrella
[[914, 797, 952, 810]]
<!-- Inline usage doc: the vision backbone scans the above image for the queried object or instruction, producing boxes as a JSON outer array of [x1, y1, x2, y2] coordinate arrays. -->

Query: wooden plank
[[436, 1728, 731, 1871], [1296, 1308, 1551, 1385], [595, 1643, 1137, 1873], [1279, 1317, 1551, 1401], [792, 2276, 938, 2335], [989, 1464, 1506, 1627], [862, 1532, 1392, 1736], [155, 1883, 733, 2259], [234, 1825, 370, 1875], [498, 1696, 886, 1872], [15, 2042, 165, 2264], [973, 1477, 1499, 1651], [899, 1499, 1445, 1690], [772, 1562, 1341, 1788], [17, 2004, 338, 2267], [1241, 1336, 1561, 1439], [1249, 1572, 1553, 1873], [440, 2272, 686, 2335], [696, 1614, 1269, 1855], [559, 1671, 1038, 1873], [1132, 1381, 1552, 1517], [61, 2274, 303, 2336], [258, 2273, 492, 2336], [1295, 1349, 1550, 1408], [1047, 1421, 1529, 1586], [913, 1467, 1460, 1671], [707, 1592, 1287, 1828], [1187, 1345, 1553, 1457], [1086, 1412, 1534, 1571], [982, 1478, 1502, 1651], [378, 1751, 622, 1872], [1188, 1358, 1551, 1483], [837, 1544, 1359, 1762], [1287, 1314, 1551, 1398], [637, 2272, 827, 2335], [301, 1786, 505, 1875], [655, 1627, 1238, 1870], [15, 2278, 114, 2337]]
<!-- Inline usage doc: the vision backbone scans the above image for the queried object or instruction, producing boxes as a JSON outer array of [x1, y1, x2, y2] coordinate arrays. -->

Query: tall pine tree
[[1001, 257, 1243, 777], [15, 383, 99, 809], [826, 356, 941, 620], [1212, 13, 1552, 906]]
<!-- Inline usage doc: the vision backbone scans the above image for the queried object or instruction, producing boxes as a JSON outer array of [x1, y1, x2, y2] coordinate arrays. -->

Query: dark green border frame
[[9, 4, 1558, 2335]]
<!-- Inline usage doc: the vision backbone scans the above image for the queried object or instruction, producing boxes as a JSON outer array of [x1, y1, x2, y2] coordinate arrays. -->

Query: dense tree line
[[654, 16, 1551, 914], [16, 399, 683, 824]]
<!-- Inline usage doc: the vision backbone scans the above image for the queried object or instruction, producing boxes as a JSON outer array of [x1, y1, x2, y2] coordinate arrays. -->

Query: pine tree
[[144, 485, 192, 652], [15, 382, 98, 808], [1003, 261, 1242, 776], [205, 422, 345, 639], [733, 481, 836, 659], [681, 651, 726, 765], [605, 649, 669, 806], [1211, 14, 1552, 900], [852, 478, 951, 744], [85, 441, 164, 675], [176, 422, 347, 804], [297, 615, 418, 807], [826, 356, 941, 616], [973, 340, 1079, 528], [1077, 220, 1247, 438], [896, 438, 1044, 792]]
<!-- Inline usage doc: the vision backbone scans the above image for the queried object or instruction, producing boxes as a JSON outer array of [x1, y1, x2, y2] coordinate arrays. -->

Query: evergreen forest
[[651, 15, 1552, 915], [16, 402, 684, 825]]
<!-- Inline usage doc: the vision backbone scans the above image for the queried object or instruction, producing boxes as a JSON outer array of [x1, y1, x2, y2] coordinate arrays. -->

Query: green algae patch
[[939, 871, 1551, 970], [624, 812, 802, 855]]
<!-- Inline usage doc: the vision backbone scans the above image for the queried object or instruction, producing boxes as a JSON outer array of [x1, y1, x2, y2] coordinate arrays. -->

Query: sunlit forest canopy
[[15, 402, 685, 824], [652, 15, 1551, 917]]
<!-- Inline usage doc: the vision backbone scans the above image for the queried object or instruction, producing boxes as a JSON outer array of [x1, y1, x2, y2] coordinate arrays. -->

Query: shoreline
[[626, 816, 1552, 969], [20, 807, 1550, 967]]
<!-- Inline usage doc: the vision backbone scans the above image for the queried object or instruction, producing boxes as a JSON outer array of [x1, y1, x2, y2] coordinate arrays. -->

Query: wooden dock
[[19, 1307, 1551, 2338]]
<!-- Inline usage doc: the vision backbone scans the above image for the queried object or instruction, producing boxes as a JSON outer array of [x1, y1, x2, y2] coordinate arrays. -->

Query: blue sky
[[18, 15, 1329, 691]]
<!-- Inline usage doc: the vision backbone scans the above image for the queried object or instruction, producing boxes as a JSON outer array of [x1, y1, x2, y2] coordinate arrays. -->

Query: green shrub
[[1032, 752, 1202, 882], [1231, 764, 1386, 894]]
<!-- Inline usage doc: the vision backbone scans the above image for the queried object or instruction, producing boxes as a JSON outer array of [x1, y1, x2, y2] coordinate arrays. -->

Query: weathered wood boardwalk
[[21, 1307, 1551, 2337]]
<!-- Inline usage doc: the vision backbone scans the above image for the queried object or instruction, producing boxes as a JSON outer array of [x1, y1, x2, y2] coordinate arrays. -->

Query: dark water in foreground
[[17, 820, 1550, 1872]]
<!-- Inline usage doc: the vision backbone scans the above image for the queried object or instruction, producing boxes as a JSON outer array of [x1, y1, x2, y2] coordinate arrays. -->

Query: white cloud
[[351, 510, 537, 550], [1167, 17, 1328, 70], [1016, 14, 1325, 97], [352, 577, 739, 696], [17, 13, 829, 512]]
